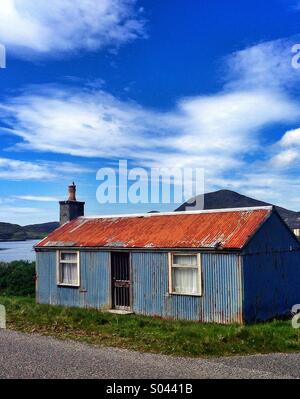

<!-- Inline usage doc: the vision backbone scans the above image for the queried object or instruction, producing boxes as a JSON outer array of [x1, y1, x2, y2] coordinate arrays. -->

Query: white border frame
[[168, 253, 202, 296], [56, 250, 80, 288]]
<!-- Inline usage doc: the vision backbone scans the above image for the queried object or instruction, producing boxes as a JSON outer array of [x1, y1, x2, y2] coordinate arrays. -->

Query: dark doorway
[[111, 252, 131, 310]]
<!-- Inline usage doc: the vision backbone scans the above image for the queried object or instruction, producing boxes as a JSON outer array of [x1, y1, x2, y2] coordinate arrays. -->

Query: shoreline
[[0, 239, 41, 243]]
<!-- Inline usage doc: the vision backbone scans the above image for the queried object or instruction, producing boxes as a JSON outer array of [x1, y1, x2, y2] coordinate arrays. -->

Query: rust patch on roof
[[36, 208, 271, 250]]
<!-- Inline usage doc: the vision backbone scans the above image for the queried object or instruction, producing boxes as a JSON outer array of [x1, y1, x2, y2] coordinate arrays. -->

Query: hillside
[[0, 221, 59, 241], [175, 189, 300, 230]]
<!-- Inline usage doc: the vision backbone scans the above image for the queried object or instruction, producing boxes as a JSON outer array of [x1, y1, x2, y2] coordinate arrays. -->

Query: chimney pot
[[68, 182, 76, 201]]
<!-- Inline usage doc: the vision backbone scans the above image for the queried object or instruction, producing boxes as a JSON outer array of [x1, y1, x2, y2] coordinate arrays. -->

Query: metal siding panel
[[37, 250, 243, 324], [202, 253, 243, 324], [243, 212, 300, 323], [131, 251, 201, 321], [57, 285, 78, 307], [36, 251, 56, 304], [81, 251, 110, 309], [132, 252, 242, 323], [36, 251, 60, 306], [132, 252, 168, 317], [36, 250, 110, 309], [243, 251, 300, 322], [169, 295, 201, 321]]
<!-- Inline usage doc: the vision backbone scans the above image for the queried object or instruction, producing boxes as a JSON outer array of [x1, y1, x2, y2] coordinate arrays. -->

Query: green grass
[[1, 296, 300, 358]]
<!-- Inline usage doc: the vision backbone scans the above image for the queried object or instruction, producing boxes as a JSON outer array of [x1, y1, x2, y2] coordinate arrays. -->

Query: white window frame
[[57, 250, 80, 287], [168, 253, 202, 296]]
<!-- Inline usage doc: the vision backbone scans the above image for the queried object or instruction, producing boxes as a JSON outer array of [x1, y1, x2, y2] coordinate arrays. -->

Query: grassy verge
[[0, 296, 300, 357]]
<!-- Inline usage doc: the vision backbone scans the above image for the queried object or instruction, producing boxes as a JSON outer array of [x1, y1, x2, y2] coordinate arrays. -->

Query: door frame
[[110, 251, 132, 311]]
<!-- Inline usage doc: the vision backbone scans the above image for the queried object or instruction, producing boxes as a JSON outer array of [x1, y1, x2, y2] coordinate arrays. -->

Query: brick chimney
[[59, 182, 85, 225]]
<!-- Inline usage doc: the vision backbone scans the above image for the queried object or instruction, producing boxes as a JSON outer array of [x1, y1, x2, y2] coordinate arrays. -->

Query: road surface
[[0, 329, 299, 379]]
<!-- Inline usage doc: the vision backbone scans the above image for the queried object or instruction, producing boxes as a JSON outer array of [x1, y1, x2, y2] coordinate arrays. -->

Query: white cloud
[[0, 157, 91, 180], [278, 127, 300, 147], [0, 86, 169, 159], [225, 36, 300, 91], [171, 90, 299, 154], [13, 195, 59, 202], [0, 84, 299, 182], [0, 158, 55, 180], [268, 127, 300, 168], [270, 149, 299, 168], [2, 36, 300, 209], [0, 0, 145, 56]]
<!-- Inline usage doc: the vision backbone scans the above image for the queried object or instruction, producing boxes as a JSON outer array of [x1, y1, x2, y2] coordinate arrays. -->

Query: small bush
[[0, 261, 35, 297]]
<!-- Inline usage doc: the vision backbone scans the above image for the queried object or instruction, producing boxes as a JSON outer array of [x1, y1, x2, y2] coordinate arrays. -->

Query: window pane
[[172, 267, 199, 294], [173, 255, 197, 266], [60, 263, 78, 285], [61, 252, 77, 262]]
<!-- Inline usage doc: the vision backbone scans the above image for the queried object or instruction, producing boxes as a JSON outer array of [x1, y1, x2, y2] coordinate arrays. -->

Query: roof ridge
[[81, 206, 273, 220]]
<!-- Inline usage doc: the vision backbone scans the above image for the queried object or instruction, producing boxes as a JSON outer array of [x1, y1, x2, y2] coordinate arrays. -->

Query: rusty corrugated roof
[[36, 207, 272, 250]]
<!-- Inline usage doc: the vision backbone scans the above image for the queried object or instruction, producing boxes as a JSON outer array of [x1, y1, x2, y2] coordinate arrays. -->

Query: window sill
[[169, 292, 202, 297], [57, 283, 80, 288]]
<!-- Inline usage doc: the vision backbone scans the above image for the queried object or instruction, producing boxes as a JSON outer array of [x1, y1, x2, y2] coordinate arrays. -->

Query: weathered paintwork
[[35, 210, 300, 324], [36, 207, 271, 250], [36, 251, 110, 309], [132, 252, 243, 323], [36, 250, 243, 324]]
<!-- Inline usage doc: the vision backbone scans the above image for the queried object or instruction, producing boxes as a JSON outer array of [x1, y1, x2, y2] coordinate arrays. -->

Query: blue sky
[[1, 0, 300, 224]]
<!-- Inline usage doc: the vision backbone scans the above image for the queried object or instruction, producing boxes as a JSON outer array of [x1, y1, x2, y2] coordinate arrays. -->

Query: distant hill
[[175, 189, 300, 230], [0, 221, 59, 241]]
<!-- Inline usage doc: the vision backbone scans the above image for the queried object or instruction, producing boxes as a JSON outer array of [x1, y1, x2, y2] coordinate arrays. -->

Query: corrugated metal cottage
[[35, 184, 300, 324]]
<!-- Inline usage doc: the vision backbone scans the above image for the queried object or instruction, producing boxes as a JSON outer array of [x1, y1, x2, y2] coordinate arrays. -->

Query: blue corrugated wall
[[36, 250, 242, 323], [243, 212, 300, 323], [131, 252, 242, 323], [36, 251, 110, 309], [201, 254, 243, 324]]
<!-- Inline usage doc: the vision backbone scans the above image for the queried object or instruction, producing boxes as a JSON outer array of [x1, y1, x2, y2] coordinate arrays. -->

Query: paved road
[[0, 329, 299, 379]]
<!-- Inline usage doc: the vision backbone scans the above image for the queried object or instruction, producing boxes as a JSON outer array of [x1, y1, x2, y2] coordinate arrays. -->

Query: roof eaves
[[35, 245, 242, 252]]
